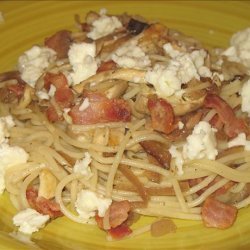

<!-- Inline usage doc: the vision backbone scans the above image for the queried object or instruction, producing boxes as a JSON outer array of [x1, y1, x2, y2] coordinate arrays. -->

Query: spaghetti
[[0, 9, 250, 240]]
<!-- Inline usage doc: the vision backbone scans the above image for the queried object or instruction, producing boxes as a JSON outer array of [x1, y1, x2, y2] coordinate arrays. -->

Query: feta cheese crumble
[[178, 121, 184, 130], [18, 46, 56, 88], [79, 98, 90, 111], [75, 190, 112, 221], [111, 39, 151, 69], [73, 152, 92, 178], [0, 143, 29, 194], [169, 121, 218, 175], [87, 14, 122, 40], [223, 28, 250, 73], [13, 208, 49, 234], [48, 84, 56, 97], [68, 43, 98, 85], [228, 133, 250, 151], [36, 90, 49, 100], [0, 116, 15, 144], [169, 145, 184, 175], [240, 78, 250, 117], [146, 43, 213, 98], [183, 121, 218, 160]]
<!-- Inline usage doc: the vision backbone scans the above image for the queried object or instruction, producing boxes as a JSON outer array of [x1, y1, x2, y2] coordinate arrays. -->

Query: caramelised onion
[[150, 219, 176, 237]]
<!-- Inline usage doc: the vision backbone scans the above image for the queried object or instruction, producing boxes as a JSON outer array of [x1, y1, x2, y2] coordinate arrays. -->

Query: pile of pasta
[[0, 10, 250, 240]]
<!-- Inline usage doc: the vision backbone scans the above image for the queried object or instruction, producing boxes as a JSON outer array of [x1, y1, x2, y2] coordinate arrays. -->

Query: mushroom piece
[[38, 169, 58, 199], [105, 80, 128, 99], [73, 68, 146, 94], [164, 89, 206, 116]]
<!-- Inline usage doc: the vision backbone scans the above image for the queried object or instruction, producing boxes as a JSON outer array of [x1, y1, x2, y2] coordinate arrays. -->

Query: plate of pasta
[[0, 1, 250, 249]]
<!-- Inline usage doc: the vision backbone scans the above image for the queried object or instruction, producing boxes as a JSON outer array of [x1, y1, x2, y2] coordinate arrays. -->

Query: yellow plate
[[0, 1, 250, 249]]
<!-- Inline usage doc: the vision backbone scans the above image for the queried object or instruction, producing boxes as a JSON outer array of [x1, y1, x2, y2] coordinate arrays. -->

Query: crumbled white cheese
[[48, 84, 56, 97], [0, 11, 4, 23], [73, 152, 92, 178], [223, 28, 250, 72], [148, 43, 212, 98], [0, 143, 29, 194], [170, 121, 218, 175], [228, 133, 250, 151], [163, 43, 182, 58], [111, 39, 151, 69], [240, 78, 250, 117], [183, 121, 218, 160], [169, 145, 184, 175], [79, 98, 90, 111], [145, 64, 180, 97], [68, 43, 97, 85], [87, 14, 122, 40], [0, 116, 15, 144], [18, 46, 56, 88], [36, 90, 49, 100], [75, 190, 112, 221], [178, 121, 184, 130], [13, 208, 49, 234], [147, 43, 213, 98]]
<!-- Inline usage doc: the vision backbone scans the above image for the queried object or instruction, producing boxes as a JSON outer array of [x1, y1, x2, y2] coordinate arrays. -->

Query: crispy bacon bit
[[45, 30, 72, 59], [26, 187, 62, 219], [46, 105, 61, 122], [44, 72, 74, 108], [69, 92, 131, 124], [148, 96, 175, 134], [204, 94, 248, 138], [97, 60, 117, 73], [140, 140, 171, 169], [201, 197, 237, 229], [95, 200, 132, 239], [108, 224, 132, 240], [44, 72, 74, 107], [44, 72, 74, 122], [96, 201, 131, 230], [7, 83, 25, 98], [109, 201, 131, 228]]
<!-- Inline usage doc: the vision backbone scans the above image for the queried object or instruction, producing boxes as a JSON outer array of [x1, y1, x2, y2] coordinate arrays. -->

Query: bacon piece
[[147, 96, 175, 134], [45, 30, 72, 59], [140, 140, 171, 169], [95, 200, 132, 239], [44, 72, 74, 108], [26, 187, 62, 219], [46, 105, 61, 122], [108, 224, 132, 240], [109, 201, 131, 228], [44, 72, 74, 122], [204, 94, 248, 138], [201, 197, 237, 229], [96, 201, 131, 230], [7, 83, 25, 98], [69, 92, 131, 124], [97, 60, 117, 73]]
